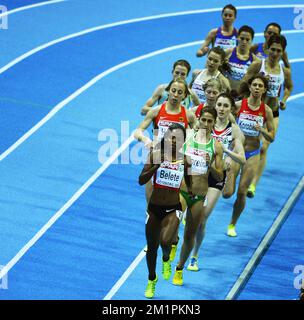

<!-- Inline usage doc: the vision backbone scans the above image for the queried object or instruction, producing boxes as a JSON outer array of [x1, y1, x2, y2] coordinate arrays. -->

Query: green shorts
[[180, 190, 206, 209]]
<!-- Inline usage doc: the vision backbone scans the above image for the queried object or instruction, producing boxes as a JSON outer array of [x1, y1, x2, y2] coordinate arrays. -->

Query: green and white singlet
[[183, 132, 216, 175]]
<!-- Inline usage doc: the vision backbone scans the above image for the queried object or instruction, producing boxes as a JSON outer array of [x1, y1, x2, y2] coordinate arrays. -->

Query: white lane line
[[101, 91, 304, 300], [0, 79, 304, 289], [0, 134, 135, 281], [0, 44, 197, 161], [103, 249, 147, 300], [0, 0, 66, 18], [0, 3, 303, 283], [288, 92, 304, 101], [1, 4, 303, 75], [225, 176, 304, 300], [1, 32, 303, 163]]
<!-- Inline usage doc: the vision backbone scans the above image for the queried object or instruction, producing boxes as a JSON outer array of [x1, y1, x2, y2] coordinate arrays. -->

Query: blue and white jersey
[[227, 48, 254, 82], [214, 27, 238, 50], [254, 42, 268, 60]]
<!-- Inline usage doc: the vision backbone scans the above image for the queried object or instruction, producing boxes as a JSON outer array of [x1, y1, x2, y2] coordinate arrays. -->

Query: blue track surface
[[239, 190, 304, 300], [0, 0, 50, 10], [0, 0, 303, 300]]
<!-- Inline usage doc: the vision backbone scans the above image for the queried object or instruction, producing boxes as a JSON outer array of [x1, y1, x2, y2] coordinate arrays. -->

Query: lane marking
[[225, 176, 304, 300], [103, 249, 147, 300], [1, 4, 304, 291], [0, 134, 135, 281], [0, 0, 66, 18], [102, 91, 304, 300], [1, 4, 303, 75], [1, 33, 303, 162]]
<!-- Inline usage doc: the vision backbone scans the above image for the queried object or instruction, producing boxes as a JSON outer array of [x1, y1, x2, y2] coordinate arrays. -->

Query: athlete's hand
[[140, 106, 149, 116], [254, 122, 262, 132], [279, 101, 286, 111], [196, 47, 209, 57]]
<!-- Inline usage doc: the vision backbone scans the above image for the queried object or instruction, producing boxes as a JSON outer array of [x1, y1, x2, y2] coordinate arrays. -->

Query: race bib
[[155, 161, 184, 188], [238, 113, 264, 137], [185, 147, 210, 174]]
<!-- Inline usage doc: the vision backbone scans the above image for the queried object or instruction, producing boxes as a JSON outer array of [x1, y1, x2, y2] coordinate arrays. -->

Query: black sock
[[148, 274, 157, 281], [162, 256, 169, 262], [172, 236, 179, 246]]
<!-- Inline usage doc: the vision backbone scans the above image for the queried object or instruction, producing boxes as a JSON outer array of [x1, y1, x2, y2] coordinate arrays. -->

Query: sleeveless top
[[153, 160, 184, 190], [183, 133, 216, 175], [153, 102, 188, 141], [212, 122, 233, 159], [237, 99, 266, 137], [214, 27, 238, 50], [227, 48, 254, 81], [191, 69, 220, 103], [254, 42, 268, 60], [259, 59, 284, 98]]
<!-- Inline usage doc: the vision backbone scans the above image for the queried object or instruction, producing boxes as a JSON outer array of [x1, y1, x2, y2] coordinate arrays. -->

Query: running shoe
[[144, 276, 158, 299], [187, 256, 199, 271], [247, 184, 256, 198], [172, 268, 183, 286], [227, 224, 237, 237], [162, 260, 172, 280]]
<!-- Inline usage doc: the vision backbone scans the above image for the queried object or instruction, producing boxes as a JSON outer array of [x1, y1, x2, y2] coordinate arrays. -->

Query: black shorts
[[148, 202, 182, 220], [208, 170, 227, 191]]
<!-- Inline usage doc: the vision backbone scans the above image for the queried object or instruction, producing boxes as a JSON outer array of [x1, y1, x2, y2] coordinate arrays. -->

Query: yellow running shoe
[[172, 268, 183, 286], [227, 224, 237, 237], [162, 260, 172, 280], [144, 276, 158, 299], [187, 256, 199, 271], [247, 184, 256, 198]]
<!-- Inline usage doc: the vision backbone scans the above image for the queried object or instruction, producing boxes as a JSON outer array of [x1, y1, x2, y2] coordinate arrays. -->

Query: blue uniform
[[214, 27, 238, 50], [227, 48, 254, 82], [254, 42, 268, 60]]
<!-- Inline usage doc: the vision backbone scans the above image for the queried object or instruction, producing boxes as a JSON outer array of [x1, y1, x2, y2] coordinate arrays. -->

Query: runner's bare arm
[[138, 150, 161, 185], [280, 67, 293, 110], [134, 107, 160, 148], [239, 60, 262, 96], [196, 28, 217, 57], [210, 140, 224, 181], [255, 104, 275, 142], [140, 84, 166, 115]]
